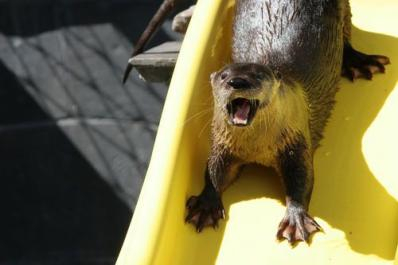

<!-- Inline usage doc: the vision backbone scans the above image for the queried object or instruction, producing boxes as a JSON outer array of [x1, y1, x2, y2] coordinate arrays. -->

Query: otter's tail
[[122, 0, 181, 83]]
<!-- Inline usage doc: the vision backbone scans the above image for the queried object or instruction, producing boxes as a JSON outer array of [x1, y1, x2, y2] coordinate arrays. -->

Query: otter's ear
[[273, 70, 282, 80], [210, 71, 217, 81]]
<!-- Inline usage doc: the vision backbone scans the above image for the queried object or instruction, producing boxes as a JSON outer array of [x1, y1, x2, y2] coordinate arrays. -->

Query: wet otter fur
[[184, 0, 390, 244]]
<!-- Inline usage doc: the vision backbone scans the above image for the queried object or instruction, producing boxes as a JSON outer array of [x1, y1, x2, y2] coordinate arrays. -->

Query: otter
[[124, 0, 389, 244], [184, 0, 389, 244]]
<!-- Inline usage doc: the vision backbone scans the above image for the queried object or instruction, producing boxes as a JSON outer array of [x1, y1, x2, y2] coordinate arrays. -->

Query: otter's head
[[210, 63, 281, 126]]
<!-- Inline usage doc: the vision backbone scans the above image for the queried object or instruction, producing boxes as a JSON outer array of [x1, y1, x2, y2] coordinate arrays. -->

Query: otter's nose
[[227, 77, 252, 89]]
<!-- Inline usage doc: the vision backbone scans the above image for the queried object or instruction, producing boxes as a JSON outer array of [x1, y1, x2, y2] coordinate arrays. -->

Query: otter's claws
[[185, 192, 225, 232], [276, 205, 321, 245], [342, 45, 390, 81]]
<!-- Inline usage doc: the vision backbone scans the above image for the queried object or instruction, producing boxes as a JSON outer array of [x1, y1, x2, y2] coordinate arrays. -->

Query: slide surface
[[117, 0, 398, 264]]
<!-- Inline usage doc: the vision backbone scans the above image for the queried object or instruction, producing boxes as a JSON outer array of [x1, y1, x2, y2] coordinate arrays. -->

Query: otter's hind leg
[[276, 135, 321, 244], [342, 0, 390, 81], [185, 150, 242, 232]]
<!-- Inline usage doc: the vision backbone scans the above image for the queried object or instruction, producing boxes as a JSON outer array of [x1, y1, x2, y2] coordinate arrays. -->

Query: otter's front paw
[[185, 191, 225, 232], [342, 45, 390, 81], [277, 204, 321, 244]]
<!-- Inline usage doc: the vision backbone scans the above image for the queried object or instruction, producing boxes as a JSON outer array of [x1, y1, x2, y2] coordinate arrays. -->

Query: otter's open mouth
[[227, 98, 259, 126]]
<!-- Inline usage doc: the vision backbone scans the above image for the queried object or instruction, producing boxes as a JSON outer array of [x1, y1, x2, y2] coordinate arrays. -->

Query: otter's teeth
[[232, 117, 248, 125], [233, 100, 250, 125]]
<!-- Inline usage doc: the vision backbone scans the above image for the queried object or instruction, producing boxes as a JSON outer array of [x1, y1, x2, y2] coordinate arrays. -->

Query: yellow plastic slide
[[117, 0, 398, 264]]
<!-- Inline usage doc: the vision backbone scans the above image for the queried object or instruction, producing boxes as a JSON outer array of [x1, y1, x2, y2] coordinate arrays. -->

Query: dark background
[[0, 0, 191, 264]]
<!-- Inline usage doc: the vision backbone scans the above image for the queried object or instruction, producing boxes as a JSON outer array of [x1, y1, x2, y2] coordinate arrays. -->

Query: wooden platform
[[129, 41, 181, 83]]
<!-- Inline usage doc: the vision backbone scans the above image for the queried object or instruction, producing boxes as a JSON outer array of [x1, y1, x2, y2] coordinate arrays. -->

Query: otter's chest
[[226, 126, 283, 167]]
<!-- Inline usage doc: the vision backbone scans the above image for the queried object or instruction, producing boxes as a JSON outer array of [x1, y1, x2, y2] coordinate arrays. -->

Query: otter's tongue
[[233, 99, 251, 125]]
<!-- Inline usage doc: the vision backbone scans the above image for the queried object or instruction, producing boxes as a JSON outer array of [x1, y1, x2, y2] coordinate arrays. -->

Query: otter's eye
[[220, 72, 228, 80]]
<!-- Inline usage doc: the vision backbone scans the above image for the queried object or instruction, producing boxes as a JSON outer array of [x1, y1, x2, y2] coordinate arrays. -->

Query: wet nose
[[227, 77, 252, 89]]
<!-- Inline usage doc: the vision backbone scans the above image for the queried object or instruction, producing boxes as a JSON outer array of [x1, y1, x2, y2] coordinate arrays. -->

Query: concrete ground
[[0, 0, 190, 264]]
